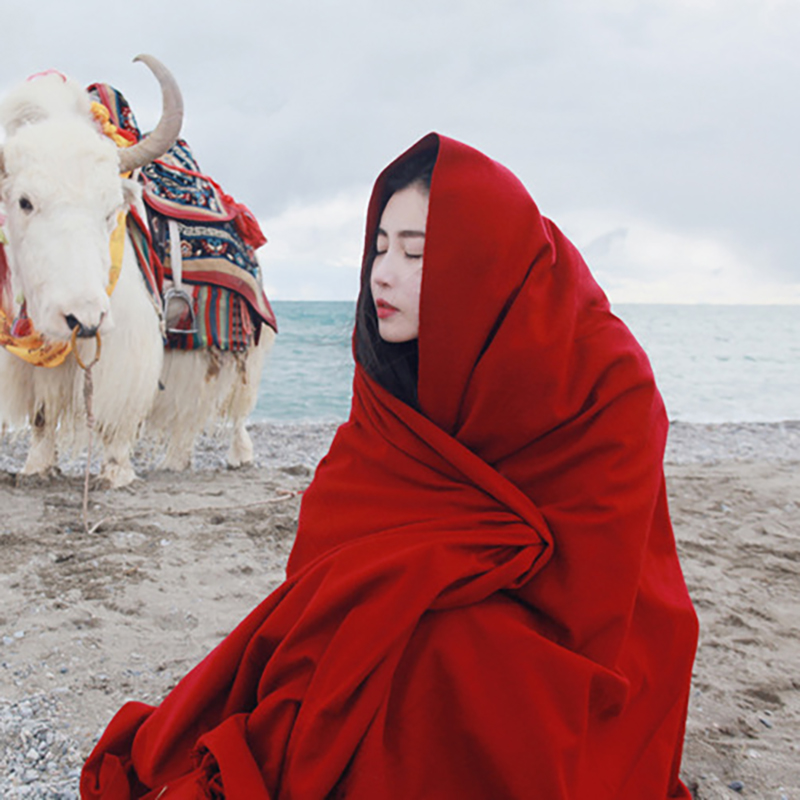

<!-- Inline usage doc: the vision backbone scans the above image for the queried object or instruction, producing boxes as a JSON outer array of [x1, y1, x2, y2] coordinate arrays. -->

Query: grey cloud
[[2, 0, 799, 295]]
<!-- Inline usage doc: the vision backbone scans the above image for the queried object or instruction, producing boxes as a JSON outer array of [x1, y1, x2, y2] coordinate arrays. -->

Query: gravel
[[2, 419, 798, 476], [664, 420, 800, 464], [0, 695, 81, 799]]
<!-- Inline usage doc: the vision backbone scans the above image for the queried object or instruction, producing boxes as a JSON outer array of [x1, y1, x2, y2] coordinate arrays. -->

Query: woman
[[81, 134, 698, 799]]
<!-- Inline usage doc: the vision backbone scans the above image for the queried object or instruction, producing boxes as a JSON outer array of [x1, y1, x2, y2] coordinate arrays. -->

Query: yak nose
[[66, 312, 104, 339]]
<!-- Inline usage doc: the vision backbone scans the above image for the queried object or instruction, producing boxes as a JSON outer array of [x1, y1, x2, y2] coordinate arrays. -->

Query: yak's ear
[[1, 102, 48, 137]]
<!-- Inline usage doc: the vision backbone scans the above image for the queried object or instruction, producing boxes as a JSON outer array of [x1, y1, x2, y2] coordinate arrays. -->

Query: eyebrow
[[376, 227, 426, 239]]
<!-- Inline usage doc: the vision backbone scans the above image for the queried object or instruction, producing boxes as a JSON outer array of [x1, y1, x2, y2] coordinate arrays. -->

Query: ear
[[2, 103, 47, 137], [121, 176, 142, 209]]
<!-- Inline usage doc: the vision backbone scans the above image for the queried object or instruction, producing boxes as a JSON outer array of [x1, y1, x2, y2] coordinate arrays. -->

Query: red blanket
[[81, 134, 697, 799]]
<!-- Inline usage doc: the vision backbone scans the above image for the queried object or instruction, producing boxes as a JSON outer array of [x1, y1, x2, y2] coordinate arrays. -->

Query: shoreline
[[663, 419, 800, 464], [0, 420, 798, 798], [2, 419, 799, 477]]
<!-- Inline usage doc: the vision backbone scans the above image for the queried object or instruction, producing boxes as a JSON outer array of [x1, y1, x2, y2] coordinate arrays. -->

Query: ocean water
[[255, 301, 355, 423], [254, 302, 800, 424]]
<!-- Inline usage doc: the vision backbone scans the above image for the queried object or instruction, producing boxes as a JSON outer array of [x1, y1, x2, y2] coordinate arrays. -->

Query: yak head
[[0, 55, 182, 341]]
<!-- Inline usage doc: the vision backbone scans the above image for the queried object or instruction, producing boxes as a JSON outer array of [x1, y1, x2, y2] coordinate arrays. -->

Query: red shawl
[[81, 134, 697, 799]]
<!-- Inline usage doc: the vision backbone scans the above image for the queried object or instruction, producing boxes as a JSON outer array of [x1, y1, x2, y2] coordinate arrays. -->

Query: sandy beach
[[0, 420, 798, 799]]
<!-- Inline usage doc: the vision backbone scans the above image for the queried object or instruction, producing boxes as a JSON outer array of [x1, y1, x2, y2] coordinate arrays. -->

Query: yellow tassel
[[90, 102, 135, 150], [106, 211, 126, 296]]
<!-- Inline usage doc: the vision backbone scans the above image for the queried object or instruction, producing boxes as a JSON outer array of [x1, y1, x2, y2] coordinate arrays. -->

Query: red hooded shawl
[[81, 134, 698, 799]]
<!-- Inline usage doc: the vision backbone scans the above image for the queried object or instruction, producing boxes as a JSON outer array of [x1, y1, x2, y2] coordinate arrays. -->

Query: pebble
[[728, 780, 745, 792], [0, 694, 88, 797]]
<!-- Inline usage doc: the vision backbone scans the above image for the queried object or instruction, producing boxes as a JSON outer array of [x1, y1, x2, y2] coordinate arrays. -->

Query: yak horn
[[118, 54, 183, 173]]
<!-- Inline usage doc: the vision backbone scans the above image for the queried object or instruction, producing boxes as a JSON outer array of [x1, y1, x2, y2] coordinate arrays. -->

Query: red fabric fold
[[81, 133, 697, 799], [0, 242, 12, 316]]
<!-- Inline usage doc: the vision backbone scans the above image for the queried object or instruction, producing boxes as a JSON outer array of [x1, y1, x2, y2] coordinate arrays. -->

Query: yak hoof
[[100, 461, 139, 489], [15, 467, 63, 487], [227, 426, 254, 468], [160, 452, 192, 472]]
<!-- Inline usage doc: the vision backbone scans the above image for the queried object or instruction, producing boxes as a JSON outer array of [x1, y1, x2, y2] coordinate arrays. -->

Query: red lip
[[375, 299, 398, 319]]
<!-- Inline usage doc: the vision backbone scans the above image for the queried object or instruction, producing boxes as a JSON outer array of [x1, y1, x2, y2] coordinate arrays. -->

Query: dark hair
[[355, 145, 438, 408]]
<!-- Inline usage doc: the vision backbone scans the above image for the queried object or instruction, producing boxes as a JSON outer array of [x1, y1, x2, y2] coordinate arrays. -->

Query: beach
[[0, 421, 798, 799]]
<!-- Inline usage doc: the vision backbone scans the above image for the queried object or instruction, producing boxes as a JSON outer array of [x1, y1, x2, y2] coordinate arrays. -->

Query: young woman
[[81, 134, 698, 799]]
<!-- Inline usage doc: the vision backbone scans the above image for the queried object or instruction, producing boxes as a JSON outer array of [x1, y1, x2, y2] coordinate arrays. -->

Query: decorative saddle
[[87, 82, 277, 352]]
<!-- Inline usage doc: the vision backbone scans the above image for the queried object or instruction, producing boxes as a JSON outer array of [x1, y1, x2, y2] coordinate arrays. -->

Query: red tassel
[[1, 245, 14, 319], [11, 308, 33, 338], [0, 245, 9, 295], [224, 196, 267, 250], [235, 208, 267, 250]]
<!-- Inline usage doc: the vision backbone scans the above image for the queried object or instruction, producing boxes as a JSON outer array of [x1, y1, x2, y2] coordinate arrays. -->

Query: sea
[[253, 303, 800, 425]]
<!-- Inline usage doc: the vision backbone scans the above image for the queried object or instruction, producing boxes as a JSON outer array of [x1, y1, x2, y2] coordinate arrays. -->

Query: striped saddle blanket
[[88, 83, 277, 352]]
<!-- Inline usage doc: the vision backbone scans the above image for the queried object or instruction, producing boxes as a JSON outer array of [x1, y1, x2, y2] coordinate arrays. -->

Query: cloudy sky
[[2, 0, 799, 303]]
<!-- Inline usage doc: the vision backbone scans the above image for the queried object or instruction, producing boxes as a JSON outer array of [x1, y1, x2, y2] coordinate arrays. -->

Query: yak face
[[0, 58, 182, 342], [1, 113, 136, 341]]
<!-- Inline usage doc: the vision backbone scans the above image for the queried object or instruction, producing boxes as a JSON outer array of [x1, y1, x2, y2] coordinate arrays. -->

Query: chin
[[378, 314, 419, 343], [379, 327, 417, 344]]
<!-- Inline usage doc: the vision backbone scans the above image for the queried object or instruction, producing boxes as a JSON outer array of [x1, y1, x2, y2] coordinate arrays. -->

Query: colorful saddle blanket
[[87, 83, 277, 352], [141, 139, 277, 351]]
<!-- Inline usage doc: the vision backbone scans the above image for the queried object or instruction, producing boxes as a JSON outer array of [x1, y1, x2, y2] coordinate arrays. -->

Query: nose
[[65, 311, 105, 338], [371, 251, 397, 288], [56, 287, 111, 339]]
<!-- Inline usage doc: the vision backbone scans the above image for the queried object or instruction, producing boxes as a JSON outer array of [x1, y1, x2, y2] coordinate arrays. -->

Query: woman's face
[[370, 182, 429, 343]]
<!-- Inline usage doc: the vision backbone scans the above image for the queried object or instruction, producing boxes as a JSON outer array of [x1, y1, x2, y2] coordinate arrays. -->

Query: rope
[[72, 328, 102, 533]]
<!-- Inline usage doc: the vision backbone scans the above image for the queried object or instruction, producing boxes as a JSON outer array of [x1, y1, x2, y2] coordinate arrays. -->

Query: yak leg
[[161, 428, 195, 472], [99, 427, 139, 488], [148, 349, 210, 471], [21, 404, 59, 476], [224, 332, 273, 469], [227, 420, 254, 468], [100, 446, 138, 488]]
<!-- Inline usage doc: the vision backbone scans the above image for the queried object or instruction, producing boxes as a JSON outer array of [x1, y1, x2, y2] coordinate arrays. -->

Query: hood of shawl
[[361, 134, 617, 454]]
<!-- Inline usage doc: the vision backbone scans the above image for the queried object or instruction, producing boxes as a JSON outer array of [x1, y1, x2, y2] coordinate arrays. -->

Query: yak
[[0, 55, 274, 486]]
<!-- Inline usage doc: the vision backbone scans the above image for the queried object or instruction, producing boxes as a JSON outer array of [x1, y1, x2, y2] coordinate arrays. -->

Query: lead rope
[[71, 328, 103, 534]]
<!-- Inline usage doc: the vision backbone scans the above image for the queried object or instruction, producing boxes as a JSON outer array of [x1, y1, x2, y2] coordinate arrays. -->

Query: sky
[[2, 0, 799, 304]]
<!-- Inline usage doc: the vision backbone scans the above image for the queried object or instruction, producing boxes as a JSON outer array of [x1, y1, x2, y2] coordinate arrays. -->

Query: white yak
[[0, 55, 273, 486]]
